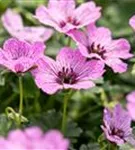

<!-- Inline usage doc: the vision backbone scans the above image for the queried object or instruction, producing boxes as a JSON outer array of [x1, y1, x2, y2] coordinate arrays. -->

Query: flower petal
[[35, 74, 63, 94], [68, 29, 88, 46], [63, 80, 95, 90], [87, 23, 112, 46], [24, 127, 43, 139], [127, 91, 135, 103], [106, 39, 133, 59], [129, 15, 135, 30], [44, 130, 69, 149], [33, 57, 62, 94], [3, 38, 31, 59], [56, 47, 86, 71], [105, 58, 128, 73], [18, 26, 54, 42], [77, 60, 105, 80], [30, 42, 45, 59], [113, 105, 131, 132], [75, 2, 101, 28], [35, 6, 58, 29], [1, 9, 23, 32], [127, 103, 135, 121], [48, 0, 75, 16]]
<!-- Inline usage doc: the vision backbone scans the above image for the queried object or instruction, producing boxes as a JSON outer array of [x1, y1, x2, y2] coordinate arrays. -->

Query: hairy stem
[[61, 90, 73, 134], [19, 76, 23, 127]]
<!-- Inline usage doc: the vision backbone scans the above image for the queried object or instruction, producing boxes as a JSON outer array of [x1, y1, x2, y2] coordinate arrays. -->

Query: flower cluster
[[0, 0, 134, 149], [0, 127, 69, 150], [68, 24, 132, 73], [0, 0, 132, 95]]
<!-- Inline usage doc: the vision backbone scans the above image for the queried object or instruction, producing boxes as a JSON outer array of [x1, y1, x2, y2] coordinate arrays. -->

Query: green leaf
[[29, 109, 82, 143], [29, 109, 62, 130], [79, 143, 100, 150], [65, 121, 82, 138], [119, 143, 135, 150], [16, 0, 45, 8], [0, 114, 12, 136], [0, 69, 9, 86], [98, 134, 108, 150]]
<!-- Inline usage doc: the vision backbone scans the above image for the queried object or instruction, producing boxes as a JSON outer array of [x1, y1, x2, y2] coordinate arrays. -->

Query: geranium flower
[[101, 104, 134, 145], [1, 9, 53, 43], [129, 15, 135, 30], [126, 91, 135, 120], [0, 38, 45, 73], [33, 47, 105, 94], [69, 24, 133, 73], [35, 0, 101, 33], [0, 127, 69, 150]]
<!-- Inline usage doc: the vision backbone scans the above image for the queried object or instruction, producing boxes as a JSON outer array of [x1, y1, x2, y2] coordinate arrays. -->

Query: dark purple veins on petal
[[87, 42, 106, 59], [67, 16, 80, 26], [56, 67, 77, 84], [59, 21, 66, 28], [59, 17, 80, 28], [111, 127, 125, 139]]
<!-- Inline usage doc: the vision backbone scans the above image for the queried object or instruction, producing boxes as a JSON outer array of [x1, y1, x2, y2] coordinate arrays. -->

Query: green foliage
[[29, 109, 82, 145], [119, 144, 135, 150], [79, 143, 100, 150], [0, 114, 14, 136]]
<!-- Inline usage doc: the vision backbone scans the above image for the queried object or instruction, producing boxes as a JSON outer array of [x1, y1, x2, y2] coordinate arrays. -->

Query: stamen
[[56, 67, 77, 84], [111, 128, 124, 139], [87, 42, 106, 59], [60, 21, 66, 28]]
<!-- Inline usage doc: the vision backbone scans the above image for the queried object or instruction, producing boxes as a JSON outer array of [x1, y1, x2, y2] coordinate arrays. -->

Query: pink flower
[[33, 47, 105, 94], [35, 0, 101, 33], [0, 127, 69, 150], [101, 104, 134, 145], [1, 9, 53, 43], [129, 15, 135, 30], [126, 91, 135, 121], [68, 24, 133, 73], [0, 38, 45, 73]]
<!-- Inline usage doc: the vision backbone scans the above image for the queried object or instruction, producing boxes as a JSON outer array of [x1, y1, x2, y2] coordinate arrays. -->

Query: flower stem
[[61, 90, 73, 134], [18, 76, 23, 127]]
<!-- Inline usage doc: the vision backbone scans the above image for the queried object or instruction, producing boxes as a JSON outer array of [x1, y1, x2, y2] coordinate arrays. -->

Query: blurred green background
[[0, 0, 135, 149]]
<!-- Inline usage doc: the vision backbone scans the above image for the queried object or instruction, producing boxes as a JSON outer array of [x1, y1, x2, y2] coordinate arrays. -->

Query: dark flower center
[[59, 16, 80, 28], [67, 16, 80, 26], [56, 67, 77, 84], [87, 42, 106, 59], [59, 21, 66, 28], [111, 128, 124, 139]]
